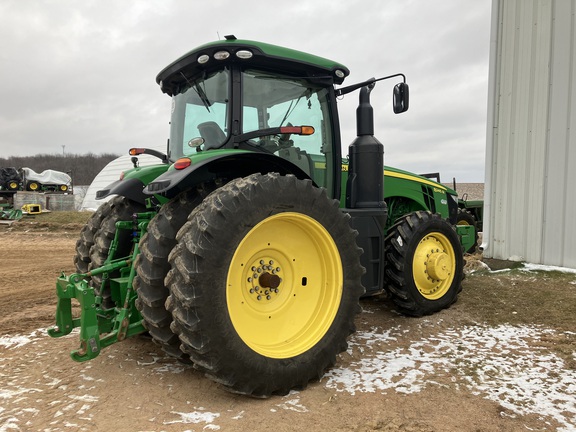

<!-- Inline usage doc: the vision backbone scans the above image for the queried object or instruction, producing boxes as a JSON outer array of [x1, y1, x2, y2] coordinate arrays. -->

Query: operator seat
[[198, 121, 227, 150]]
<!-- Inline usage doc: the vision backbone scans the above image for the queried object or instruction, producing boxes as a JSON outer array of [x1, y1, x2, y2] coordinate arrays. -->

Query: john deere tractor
[[50, 36, 474, 397]]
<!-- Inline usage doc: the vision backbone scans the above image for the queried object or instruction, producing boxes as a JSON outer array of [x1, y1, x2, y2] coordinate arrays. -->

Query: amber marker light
[[129, 148, 146, 155], [174, 158, 192, 170], [278, 126, 315, 135]]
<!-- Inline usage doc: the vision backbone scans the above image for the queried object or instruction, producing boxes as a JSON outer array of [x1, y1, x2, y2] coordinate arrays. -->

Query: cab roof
[[156, 36, 350, 96]]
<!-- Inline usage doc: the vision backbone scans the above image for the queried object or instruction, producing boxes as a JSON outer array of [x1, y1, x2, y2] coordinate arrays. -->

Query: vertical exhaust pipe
[[346, 83, 385, 210]]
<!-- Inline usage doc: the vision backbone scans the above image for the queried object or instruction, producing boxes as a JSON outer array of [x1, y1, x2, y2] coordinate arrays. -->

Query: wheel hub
[[412, 232, 457, 300], [425, 250, 451, 280], [246, 258, 282, 302]]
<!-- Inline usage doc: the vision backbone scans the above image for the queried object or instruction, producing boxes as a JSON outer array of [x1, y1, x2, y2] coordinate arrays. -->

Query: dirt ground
[[1, 228, 575, 432]]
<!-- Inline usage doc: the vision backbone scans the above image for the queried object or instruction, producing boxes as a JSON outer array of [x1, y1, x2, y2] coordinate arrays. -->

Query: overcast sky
[[0, 0, 492, 182]]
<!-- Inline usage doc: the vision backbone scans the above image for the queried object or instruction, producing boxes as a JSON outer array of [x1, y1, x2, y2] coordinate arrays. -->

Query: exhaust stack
[[346, 83, 385, 209]]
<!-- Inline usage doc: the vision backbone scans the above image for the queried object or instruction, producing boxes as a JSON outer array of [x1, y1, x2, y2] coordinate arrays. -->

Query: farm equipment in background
[[0, 203, 23, 221], [21, 203, 43, 215], [20, 167, 72, 193], [49, 36, 475, 397], [0, 167, 22, 191]]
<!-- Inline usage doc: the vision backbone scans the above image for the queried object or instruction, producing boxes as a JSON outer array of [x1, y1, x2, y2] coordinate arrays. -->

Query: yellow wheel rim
[[413, 232, 456, 300], [60, 185, 68, 191], [8, 181, 18, 190], [457, 220, 470, 226], [29, 183, 38, 191], [227, 212, 343, 359]]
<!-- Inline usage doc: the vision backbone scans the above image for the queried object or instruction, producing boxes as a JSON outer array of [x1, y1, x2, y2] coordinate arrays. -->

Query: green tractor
[[50, 36, 475, 397]]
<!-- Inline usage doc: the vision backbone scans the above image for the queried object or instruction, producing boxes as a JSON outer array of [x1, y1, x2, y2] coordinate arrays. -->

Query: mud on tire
[[166, 173, 364, 397], [134, 182, 219, 361]]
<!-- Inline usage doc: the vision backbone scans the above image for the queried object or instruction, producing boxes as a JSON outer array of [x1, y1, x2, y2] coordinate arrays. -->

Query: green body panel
[[122, 163, 170, 184], [340, 161, 456, 222], [164, 148, 253, 172]]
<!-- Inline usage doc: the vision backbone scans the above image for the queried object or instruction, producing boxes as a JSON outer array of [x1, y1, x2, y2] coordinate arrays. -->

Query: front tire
[[384, 211, 464, 316], [166, 173, 363, 397]]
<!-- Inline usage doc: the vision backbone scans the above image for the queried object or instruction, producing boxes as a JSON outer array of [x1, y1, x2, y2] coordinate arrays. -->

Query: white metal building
[[483, 0, 576, 268]]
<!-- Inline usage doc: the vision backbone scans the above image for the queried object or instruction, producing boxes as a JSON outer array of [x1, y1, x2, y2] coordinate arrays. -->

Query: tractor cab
[[151, 35, 352, 199]]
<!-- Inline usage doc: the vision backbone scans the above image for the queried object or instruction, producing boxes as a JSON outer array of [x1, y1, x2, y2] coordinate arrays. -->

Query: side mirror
[[393, 82, 409, 114]]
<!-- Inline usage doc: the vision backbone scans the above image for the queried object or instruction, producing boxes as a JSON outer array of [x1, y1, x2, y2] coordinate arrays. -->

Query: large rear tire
[[384, 211, 464, 316], [166, 173, 364, 397], [134, 182, 219, 361]]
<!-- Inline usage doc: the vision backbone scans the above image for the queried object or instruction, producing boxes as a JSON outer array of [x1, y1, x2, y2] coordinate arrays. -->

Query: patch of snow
[[276, 393, 308, 413], [163, 409, 220, 427], [521, 263, 576, 274], [325, 324, 576, 431], [0, 331, 42, 349]]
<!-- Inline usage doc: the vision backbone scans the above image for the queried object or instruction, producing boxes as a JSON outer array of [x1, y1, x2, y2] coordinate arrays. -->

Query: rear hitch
[[48, 213, 155, 362]]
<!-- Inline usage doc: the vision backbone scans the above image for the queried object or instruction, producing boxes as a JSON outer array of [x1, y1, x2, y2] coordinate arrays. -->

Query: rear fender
[[144, 152, 312, 199]]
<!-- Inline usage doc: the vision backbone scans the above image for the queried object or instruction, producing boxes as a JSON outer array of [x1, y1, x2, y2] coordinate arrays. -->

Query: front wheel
[[384, 211, 464, 316], [166, 173, 363, 397], [27, 181, 40, 191]]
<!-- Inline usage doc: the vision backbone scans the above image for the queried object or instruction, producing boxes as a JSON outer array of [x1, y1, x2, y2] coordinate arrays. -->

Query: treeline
[[0, 153, 119, 186]]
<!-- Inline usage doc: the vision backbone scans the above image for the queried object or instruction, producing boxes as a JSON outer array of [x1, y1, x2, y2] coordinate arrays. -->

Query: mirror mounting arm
[[335, 73, 407, 97]]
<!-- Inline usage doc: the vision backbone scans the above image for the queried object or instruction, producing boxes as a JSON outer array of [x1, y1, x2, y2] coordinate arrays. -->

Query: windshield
[[242, 69, 334, 189], [169, 69, 229, 159]]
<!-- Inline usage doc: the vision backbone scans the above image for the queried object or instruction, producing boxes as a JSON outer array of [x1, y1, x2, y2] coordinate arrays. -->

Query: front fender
[[144, 152, 313, 199], [96, 164, 170, 205], [96, 177, 148, 204]]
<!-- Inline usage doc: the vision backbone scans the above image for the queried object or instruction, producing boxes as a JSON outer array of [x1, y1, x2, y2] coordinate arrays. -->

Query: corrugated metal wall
[[484, 0, 576, 267]]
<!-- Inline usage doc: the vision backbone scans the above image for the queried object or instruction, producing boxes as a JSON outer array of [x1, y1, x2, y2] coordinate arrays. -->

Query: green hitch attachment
[[48, 212, 156, 362]]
